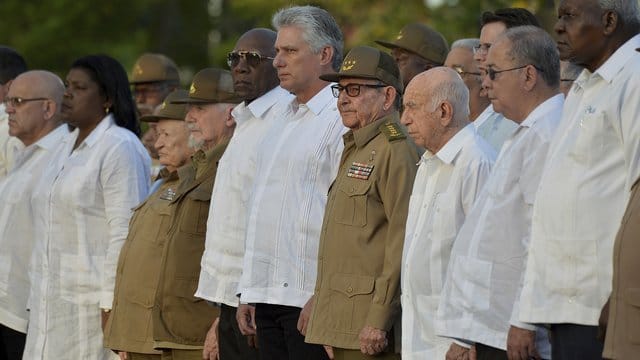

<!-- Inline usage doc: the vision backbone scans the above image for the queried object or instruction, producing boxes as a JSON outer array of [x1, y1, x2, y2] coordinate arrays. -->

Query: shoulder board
[[380, 122, 406, 142]]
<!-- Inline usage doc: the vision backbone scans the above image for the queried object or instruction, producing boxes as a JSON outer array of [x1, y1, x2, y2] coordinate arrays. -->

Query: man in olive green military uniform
[[104, 89, 193, 359], [375, 23, 449, 87], [300, 46, 419, 360], [144, 68, 239, 360]]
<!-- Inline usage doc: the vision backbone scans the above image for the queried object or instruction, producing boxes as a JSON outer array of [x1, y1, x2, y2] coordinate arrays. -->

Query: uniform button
[[350, 187, 355, 193], [283, 282, 288, 287], [347, 286, 353, 293]]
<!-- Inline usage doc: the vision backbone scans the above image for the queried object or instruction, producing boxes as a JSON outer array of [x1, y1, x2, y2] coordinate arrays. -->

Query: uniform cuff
[[365, 303, 397, 331]]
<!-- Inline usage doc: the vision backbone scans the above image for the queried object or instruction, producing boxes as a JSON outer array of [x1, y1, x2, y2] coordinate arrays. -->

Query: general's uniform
[[104, 168, 180, 356], [305, 113, 419, 358], [604, 178, 640, 359], [151, 144, 227, 358]]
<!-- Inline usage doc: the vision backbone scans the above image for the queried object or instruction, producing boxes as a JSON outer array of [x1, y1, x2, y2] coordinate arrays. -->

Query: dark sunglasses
[[485, 64, 543, 81], [226, 51, 274, 68]]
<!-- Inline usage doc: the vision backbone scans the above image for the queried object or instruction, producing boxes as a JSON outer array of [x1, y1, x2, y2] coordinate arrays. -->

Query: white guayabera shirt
[[24, 115, 150, 359], [0, 125, 67, 333], [436, 94, 564, 359], [402, 124, 495, 359], [520, 34, 640, 327], [196, 86, 294, 307], [237, 85, 346, 308], [473, 104, 517, 153]]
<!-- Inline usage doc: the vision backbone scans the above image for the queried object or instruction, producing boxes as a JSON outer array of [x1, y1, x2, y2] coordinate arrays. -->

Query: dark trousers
[[254, 303, 328, 360], [219, 304, 259, 360], [550, 324, 603, 360], [0, 324, 25, 360], [475, 343, 508, 360], [332, 348, 400, 360]]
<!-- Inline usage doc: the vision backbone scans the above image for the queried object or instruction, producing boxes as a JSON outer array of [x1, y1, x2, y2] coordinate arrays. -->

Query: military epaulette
[[380, 121, 406, 142]]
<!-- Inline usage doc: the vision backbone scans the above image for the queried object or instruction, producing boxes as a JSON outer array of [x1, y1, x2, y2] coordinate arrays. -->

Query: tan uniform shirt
[[604, 178, 640, 359], [152, 141, 228, 349], [104, 168, 180, 354], [305, 113, 419, 350]]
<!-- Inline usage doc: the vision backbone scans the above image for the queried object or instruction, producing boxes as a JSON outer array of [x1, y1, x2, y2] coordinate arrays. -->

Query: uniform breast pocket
[[568, 112, 606, 164], [179, 187, 211, 235], [129, 200, 173, 245], [333, 181, 370, 227]]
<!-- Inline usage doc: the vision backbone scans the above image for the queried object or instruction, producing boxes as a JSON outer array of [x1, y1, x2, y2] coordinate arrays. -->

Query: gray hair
[[501, 25, 560, 88], [599, 0, 640, 26], [428, 73, 470, 124], [272, 5, 344, 70], [451, 38, 480, 52]]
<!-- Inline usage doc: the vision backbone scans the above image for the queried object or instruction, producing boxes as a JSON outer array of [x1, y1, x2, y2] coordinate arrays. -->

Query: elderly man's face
[[154, 119, 192, 172], [554, 0, 605, 68], [5, 76, 50, 145], [134, 82, 172, 116], [445, 47, 482, 98], [336, 77, 389, 130], [481, 39, 527, 121], [185, 102, 233, 149], [392, 48, 431, 87], [401, 82, 439, 150]]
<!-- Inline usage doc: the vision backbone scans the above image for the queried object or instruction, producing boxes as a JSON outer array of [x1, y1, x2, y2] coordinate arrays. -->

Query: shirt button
[[568, 297, 575, 304], [283, 282, 288, 287], [350, 187, 355, 193], [347, 286, 353, 293]]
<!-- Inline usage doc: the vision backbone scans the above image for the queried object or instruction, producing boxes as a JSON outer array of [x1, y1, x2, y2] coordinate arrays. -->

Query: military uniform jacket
[[104, 169, 180, 354], [305, 113, 419, 349], [151, 141, 228, 349]]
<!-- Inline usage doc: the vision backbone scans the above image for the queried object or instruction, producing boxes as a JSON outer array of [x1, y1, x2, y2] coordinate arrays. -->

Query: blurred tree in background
[[0, 0, 558, 85]]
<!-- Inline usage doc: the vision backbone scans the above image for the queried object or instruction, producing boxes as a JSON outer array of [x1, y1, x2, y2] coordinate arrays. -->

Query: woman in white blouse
[[24, 55, 151, 359]]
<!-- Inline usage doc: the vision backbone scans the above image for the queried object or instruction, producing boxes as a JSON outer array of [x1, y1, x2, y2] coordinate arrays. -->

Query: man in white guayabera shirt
[[195, 28, 292, 360], [399, 67, 495, 359], [0, 70, 68, 360], [0, 46, 27, 179], [519, 1, 640, 359], [437, 26, 563, 360], [235, 5, 346, 360]]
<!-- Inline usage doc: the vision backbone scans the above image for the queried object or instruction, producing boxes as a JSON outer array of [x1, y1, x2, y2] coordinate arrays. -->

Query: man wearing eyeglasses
[[0, 46, 27, 179], [470, 8, 540, 152], [444, 39, 488, 122], [0, 70, 68, 360], [436, 26, 562, 360], [299, 46, 419, 360], [195, 28, 291, 360]]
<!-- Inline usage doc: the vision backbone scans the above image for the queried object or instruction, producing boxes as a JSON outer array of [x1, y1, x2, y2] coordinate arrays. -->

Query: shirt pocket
[[5, 172, 30, 204], [542, 238, 597, 302], [178, 187, 211, 236], [449, 255, 492, 312], [624, 288, 640, 344], [432, 193, 458, 241], [333, 181, 371, 227], [328, 273, 375, 333], [59, 254, 102, 305], [568, 112, 606, 165], [119, 286, 155, 342]]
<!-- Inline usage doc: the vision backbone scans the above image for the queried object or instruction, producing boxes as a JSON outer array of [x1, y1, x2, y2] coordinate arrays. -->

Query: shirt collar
[[473, 104, 494, 129], [426, 123, 474, 165], [520, 93, 565, 128], [595, 34, 640, 83], [287, 84, 335, 116], [348, 112, 401, 148], [33, 124, 68, 151], [232, 86, 291, 125], [82, 114, 115, 148]]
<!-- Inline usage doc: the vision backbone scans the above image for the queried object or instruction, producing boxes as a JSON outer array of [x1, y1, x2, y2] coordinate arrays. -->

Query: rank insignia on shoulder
[[160, 187, 176, 201], [347, 162, 374, 180], [380, 122, 406, 141]]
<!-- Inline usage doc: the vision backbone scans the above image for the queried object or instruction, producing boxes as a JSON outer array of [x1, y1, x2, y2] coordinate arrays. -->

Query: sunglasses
[[226, 51, 274, 68], [3, 96, 48, 108], [485, 64, 543, 81], [330, 83, 387, 98]]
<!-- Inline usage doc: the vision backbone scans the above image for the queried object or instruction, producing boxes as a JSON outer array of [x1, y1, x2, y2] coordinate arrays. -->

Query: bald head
[[401, 67, 470, 153], [5, 70, 65, 146], [231, 28, 279, 103]]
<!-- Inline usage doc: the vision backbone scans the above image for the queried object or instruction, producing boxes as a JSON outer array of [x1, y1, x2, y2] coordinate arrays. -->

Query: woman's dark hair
[[71, 54, 141, 137]]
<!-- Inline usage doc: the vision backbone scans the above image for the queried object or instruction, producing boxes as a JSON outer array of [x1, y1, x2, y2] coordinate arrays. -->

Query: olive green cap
[[375, 23, 449, 65], [140, 89, 189, 123], [171, 68, 241, 104], [320, 46, 403, 94], [130, 53, 180, 84]]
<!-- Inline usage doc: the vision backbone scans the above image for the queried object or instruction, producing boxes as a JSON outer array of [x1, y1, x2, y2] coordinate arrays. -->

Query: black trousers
[[219, 304, 259, 360], [0, 324, 25, 360], [254, 303, 328, 360], [549, 324, 604, 360], [475, 343, 508, 360]]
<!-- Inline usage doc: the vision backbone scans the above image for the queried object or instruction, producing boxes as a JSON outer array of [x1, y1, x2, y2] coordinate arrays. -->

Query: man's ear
[[225, 105, 236, 127], [319, 46, 335, 67], [602, 10, 618, 36], [439, 101, 454, 128]]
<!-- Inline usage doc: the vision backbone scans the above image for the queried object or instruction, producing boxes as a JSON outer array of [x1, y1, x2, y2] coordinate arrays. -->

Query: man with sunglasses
[[444, 39, 488, 122], [300, 46, 419, 360], [471, 8, 540, 152], [195, 28, 291, 360], [436, 26, 562, 360]]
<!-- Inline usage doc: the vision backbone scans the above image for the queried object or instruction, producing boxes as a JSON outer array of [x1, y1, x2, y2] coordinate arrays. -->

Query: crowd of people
[[0, 0, 638, 359]]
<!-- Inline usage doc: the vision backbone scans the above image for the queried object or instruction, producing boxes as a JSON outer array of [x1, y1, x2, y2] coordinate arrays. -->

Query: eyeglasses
[[485, 64, 542, 81], [452, 66, 481, 77], [226, 50, 274, 68], [3, 96, 48, 108], [472, 43, 491, 55], [560, 78, 576, 82], [330, 83, 387, 98]]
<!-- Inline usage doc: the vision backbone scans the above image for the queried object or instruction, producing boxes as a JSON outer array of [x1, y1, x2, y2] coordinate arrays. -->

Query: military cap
[[140, 89, 189, 123], [320, 46, 403, 94], [171, 68, 241, 104], [375, 23, 449, 65], [130, 53, 180, 84]]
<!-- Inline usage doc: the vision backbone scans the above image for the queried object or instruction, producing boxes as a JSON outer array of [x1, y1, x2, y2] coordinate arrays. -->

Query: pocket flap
[[330, 273, 375, 298], [339, 181, 371, 197], [625, 288, 640, 307], [187, 187, 212, 201]]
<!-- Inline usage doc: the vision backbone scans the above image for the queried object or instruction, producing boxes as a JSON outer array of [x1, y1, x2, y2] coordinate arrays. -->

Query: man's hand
[[324, 345, 334, 359], [118, 351, 128, 360], [236, 304, 257, 335], [446, 343, 470, 360], [358, 325, 388, 355], [506, 325, 541, 360], [202, 317, 220, 360], [101, 310, 110, 332], [297, 296, 314, 336]]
